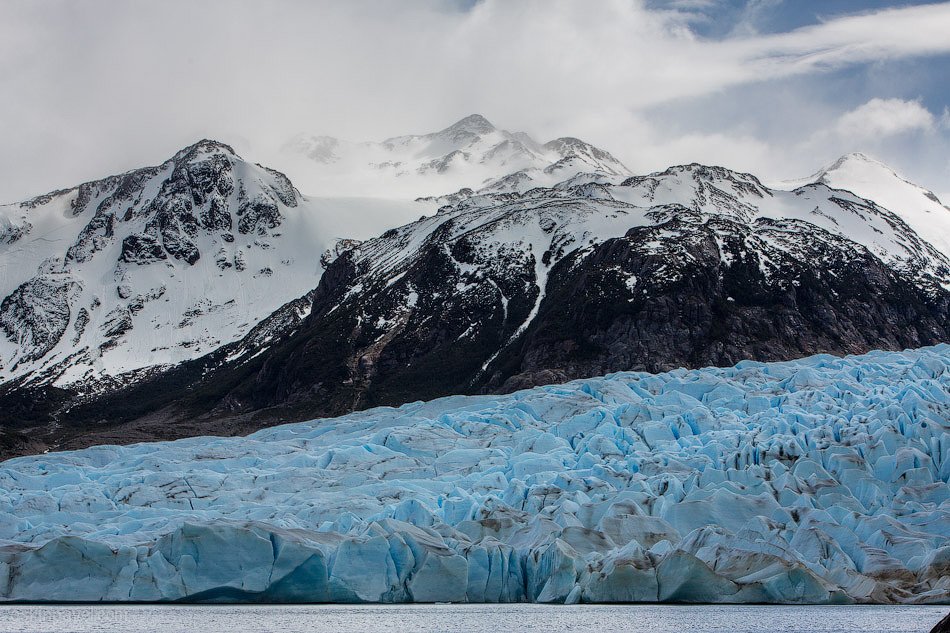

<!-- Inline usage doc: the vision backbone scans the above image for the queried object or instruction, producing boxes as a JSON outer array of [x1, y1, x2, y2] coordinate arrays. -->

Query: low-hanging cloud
[[0, 0, 948, 202], [833, 98, 936, 140]]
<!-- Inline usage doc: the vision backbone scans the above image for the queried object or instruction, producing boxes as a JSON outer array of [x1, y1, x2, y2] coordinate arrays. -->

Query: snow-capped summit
[[783, 152, 950, 258], [544, 136, 628, 174], [432, 112, 498, 137], [0, 140, 428, 389], [281, 115, 632, 197]]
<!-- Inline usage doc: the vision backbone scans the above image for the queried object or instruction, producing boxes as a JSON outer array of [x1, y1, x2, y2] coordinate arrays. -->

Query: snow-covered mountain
[[15, 159, 942, 456], [281, 114, 631, 197], [1, 141, 949, 457], [781, 152, 950, 258], [0, 140, 429, 390]]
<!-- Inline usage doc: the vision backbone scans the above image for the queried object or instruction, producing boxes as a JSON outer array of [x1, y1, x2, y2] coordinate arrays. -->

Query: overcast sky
[[1, 0, 949, 202]]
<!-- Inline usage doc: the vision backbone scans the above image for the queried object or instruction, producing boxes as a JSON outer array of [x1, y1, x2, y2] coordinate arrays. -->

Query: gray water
[[0, 604, 946, 633]]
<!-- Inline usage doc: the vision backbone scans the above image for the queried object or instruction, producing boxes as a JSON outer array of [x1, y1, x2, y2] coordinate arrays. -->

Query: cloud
[[738, 3, 950, 74], [0, 0, 949, 202], [833, 98, 936, 140]]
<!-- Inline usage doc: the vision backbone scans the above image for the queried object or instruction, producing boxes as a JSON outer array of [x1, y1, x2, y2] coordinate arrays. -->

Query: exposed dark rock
[[119, 233, 167, 264], [0, 276, 79, 363], [100, 307, 133, 346], [237, 195, 281, 235], [930, 612, 950, 633]]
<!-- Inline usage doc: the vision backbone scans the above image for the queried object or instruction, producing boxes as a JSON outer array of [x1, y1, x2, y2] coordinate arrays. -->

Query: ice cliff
[[0, 346, 948, 604]]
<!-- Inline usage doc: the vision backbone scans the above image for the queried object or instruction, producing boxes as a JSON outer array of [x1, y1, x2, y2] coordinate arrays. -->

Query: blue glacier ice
[[0, 346, 948, 603]]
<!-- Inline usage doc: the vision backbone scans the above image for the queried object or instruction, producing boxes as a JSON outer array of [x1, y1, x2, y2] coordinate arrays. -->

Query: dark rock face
[[237, 195, 281, 235], [0, 426, 45, 459], [179, 207, 948, 426], [496, 217, 946, 386], [0, 276, 79, 364], [931, 612, 950, 633], [119, 233, 166, 264]]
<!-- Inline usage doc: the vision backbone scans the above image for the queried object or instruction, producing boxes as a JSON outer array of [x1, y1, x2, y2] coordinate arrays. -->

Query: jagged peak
[[438, 114, 497, 136], [633, 162, 767, 186], [545, 136, 613, 159], [544, 136, 591, 150], [171, 139, 240, 164], [544, 137, 629, 172]]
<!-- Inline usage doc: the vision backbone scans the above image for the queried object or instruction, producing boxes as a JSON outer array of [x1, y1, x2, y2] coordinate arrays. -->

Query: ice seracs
[[0, 345, 947, 603]]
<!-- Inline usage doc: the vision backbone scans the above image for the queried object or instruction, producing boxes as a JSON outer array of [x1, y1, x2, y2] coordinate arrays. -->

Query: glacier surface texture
[[1, 346, 948, 604]]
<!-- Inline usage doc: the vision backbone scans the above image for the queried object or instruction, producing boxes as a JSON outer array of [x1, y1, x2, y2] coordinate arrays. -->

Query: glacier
[[0, 346, 948, 604]]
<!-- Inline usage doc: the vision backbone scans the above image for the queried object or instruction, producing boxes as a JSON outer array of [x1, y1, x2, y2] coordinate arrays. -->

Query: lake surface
[[0, 604, 946, 633]]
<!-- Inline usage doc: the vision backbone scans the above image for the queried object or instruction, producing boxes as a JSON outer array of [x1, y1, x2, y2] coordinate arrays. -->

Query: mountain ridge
[[281, 114, 631, 198], [3, 154, 947, 457], [781, 152, 950, 258]]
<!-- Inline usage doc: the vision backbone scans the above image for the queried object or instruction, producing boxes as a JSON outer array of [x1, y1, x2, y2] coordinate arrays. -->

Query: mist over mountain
[[280, 114, 631, 198]]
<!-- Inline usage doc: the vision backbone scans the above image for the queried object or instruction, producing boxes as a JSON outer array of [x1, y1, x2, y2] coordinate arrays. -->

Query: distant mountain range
[[280, 114, 631, 197], [0, 116, 948, 457]]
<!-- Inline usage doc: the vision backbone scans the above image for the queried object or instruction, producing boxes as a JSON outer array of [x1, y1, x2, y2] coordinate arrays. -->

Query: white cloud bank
[[0, 0, 948, 201], [834, 98, 937, 140]]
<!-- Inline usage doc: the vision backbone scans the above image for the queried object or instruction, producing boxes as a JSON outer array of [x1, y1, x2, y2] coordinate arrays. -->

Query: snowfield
[[1, 346, 948, 604]]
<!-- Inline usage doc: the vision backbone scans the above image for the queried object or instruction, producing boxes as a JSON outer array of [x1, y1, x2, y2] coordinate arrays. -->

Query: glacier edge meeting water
[[0, 346, 948, 604]]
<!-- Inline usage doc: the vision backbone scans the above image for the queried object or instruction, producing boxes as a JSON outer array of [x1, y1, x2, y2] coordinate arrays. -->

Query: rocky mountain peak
[[171, 139, 239, 164], [438, 114, 497, 136], [618, 163, 770, 204], [0, 140, 325, 389], [543, 137, 629, 175], [2, 144, 950, 461]]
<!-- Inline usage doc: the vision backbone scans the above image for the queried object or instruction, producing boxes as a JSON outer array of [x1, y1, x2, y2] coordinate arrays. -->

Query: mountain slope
[[0, 141, 429, 392], [782, 152, 950, 258], [281, 114, 631, 197], [203, 165, 948, 410], [20, 162, 947, 455]]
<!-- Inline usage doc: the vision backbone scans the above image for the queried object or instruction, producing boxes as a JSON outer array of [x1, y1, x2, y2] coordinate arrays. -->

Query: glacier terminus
[[0, 346, 947, 604]]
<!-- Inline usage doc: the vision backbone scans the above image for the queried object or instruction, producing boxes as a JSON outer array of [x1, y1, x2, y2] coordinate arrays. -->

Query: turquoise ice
[[0, 346, 948, 603]]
